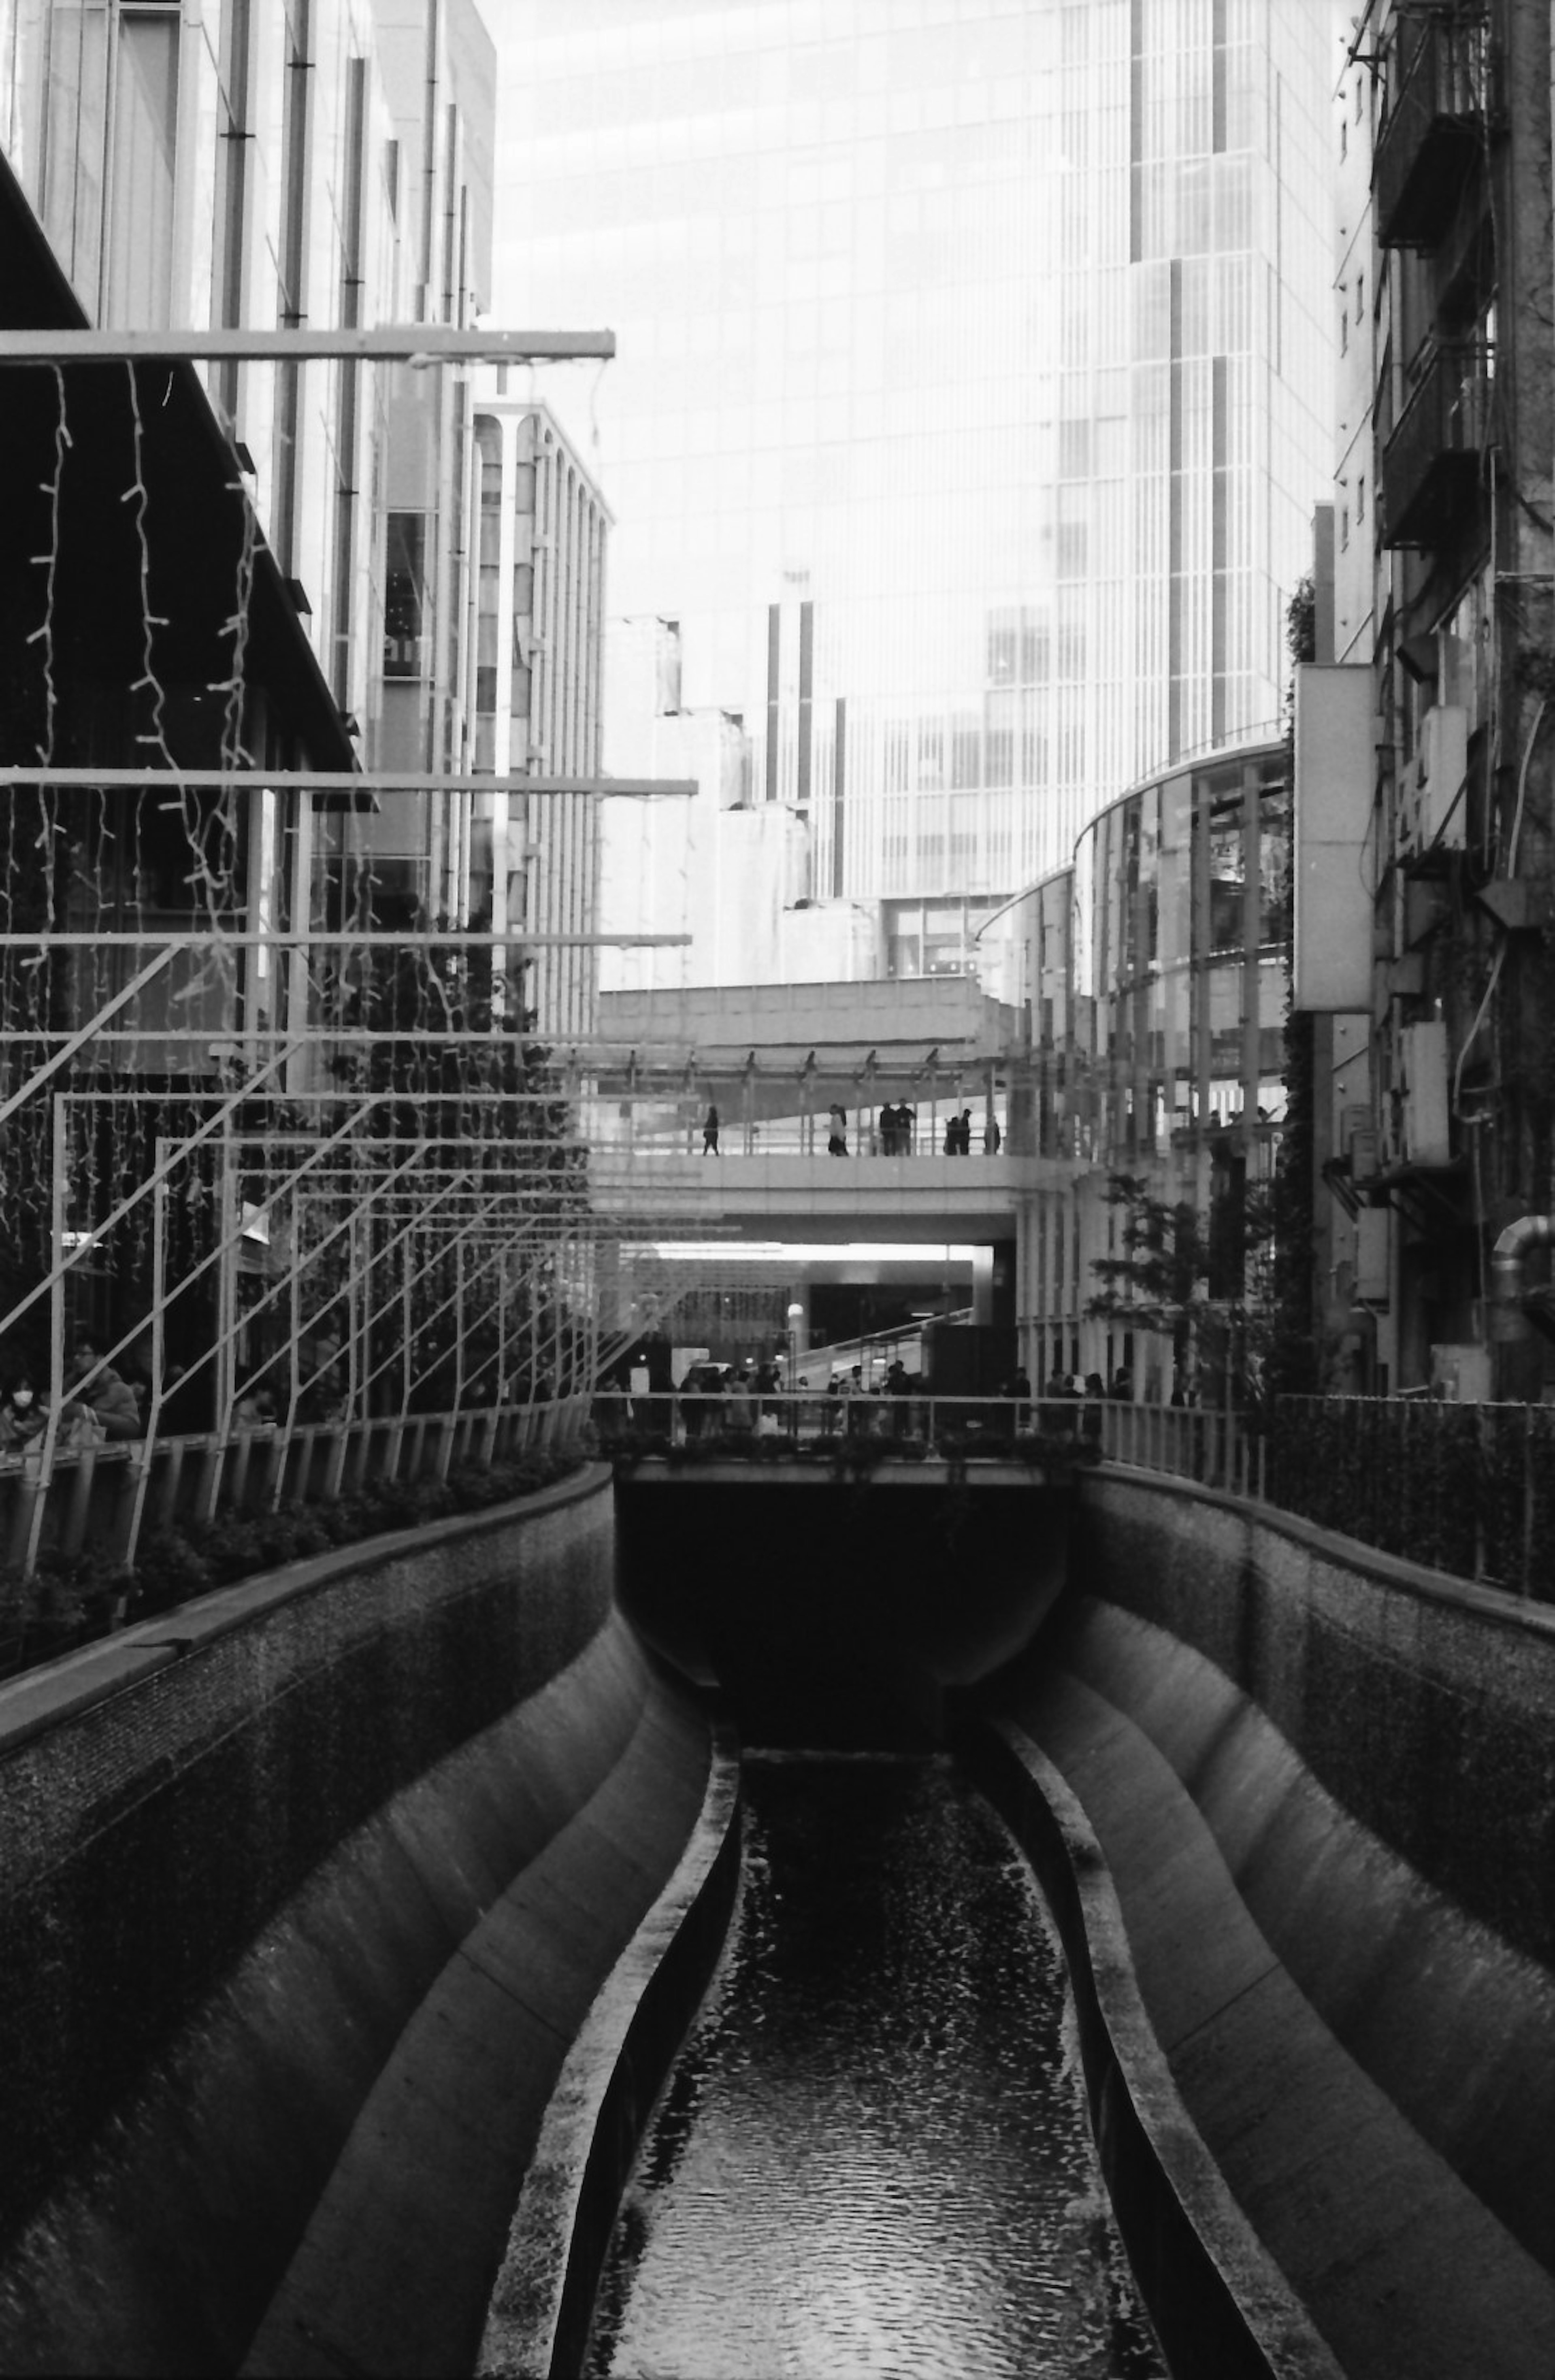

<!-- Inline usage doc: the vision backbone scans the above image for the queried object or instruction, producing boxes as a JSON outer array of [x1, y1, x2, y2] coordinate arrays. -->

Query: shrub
[[3, 1445, 586, 1684], [130, 1527, 213, 1614]]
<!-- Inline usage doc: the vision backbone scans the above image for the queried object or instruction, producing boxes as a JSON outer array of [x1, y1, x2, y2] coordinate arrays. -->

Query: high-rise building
[[463, 391, 611, 1037], [0, 0, 504, 1386], [493, 0, 1338, 978]]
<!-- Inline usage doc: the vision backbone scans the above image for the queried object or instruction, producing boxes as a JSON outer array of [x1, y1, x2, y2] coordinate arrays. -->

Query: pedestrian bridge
[[587, 973, 1042, 1245], [590, 1149, 1057, 1241]]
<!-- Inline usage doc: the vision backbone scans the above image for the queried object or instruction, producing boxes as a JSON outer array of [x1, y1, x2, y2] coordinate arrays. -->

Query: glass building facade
[[490, 0, 1335, 951], [1018, 733, 1291, 1394]]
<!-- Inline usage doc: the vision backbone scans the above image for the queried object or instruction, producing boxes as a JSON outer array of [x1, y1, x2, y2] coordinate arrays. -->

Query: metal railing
[[1382, 339, 1495, 546], [1269, 1394, 1555, 1602], [592, 1386, 1264, 1492], [591, 1387, 1068, 1453], [0, 1392, 591, 1585], [593, 1380, 1555, 1603], [1095, 1397, 1265, 1498], [598, 1120, 1014, 1160], [1374, 9, 1485, 248]]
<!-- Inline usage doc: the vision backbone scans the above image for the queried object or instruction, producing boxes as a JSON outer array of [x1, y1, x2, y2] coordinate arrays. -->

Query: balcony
[[1375, 14, 1485, 250], [1381, 342, 1495, 549]]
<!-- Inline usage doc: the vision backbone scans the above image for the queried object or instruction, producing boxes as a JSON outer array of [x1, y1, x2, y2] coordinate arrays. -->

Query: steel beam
[[0, 327, 615, 364], [0, 769, 693, 796]]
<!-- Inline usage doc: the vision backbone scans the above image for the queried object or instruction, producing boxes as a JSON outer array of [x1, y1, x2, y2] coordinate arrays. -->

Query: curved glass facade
[[1018, 734, 1291, 1392]]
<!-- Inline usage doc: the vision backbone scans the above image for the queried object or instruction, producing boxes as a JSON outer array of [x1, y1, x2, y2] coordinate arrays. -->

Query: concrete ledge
[[959, 1714, 1343, 2380], [476, 1719, 743, 2379], [0, 1462, 611, 1764], [1092, 1458, 1555, 1643]]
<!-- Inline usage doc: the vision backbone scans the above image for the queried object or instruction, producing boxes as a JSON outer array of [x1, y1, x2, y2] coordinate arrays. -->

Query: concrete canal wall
[[0, 1466, 721, 2380], [995, 1469, 1555, 2380]]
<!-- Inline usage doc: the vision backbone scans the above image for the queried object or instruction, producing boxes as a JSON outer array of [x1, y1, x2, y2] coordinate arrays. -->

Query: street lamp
[[786, 1301, 805, 1404]]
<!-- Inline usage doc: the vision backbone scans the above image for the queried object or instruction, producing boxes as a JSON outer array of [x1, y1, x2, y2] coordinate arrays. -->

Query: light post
[[786, 1299, 805, 1425]]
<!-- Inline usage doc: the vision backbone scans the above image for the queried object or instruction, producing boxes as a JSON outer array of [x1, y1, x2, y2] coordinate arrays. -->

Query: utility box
[[1356, 1207, 1390, 1302], [1431, 1343, 1492, 1401]]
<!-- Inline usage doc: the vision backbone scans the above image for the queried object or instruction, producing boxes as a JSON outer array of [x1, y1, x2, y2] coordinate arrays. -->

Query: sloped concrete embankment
[[959, 1717, 1342, 2380], [0, 1467, 723, 2380], [991, 1469, 1555, 2380], [477, 1724, 743, 2379]]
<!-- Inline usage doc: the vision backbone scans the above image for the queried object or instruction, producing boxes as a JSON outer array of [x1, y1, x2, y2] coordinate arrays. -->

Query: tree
[[1087, 1166, 1276, 1407]]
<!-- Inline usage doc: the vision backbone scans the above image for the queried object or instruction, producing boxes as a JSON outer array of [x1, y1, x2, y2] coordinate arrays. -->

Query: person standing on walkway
[[702, 1104, 720, 1154], [726, 1367, 755, 1434], [827, 1104, 849, 1156], [878, 1101, 898, 1155]]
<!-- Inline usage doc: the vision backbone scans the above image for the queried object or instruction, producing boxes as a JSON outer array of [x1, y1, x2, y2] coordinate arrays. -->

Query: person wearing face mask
[[0, 1376, 46, 1449]]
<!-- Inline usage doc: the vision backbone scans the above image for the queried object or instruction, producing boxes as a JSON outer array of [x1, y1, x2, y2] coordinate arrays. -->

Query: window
[[214, 0, 253, 425], [985, 690, 1015, 787], [950, 716, 980, 789], [107, 4, 180, 328], [274, 0, 311, 569], [331, 54, 368, 705], [987, 618, 1017, 683], [384, 512, 429, 678]]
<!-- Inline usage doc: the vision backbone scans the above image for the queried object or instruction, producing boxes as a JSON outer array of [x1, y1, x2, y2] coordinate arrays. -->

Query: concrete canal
[[583, 1753, 1165, 2379]]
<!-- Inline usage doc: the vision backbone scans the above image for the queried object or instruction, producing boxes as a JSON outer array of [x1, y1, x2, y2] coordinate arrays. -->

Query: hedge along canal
[[582, 1753, 1167, 2380]]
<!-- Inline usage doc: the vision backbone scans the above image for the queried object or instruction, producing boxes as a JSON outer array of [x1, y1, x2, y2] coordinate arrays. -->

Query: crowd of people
[[0, 1338, 360, 1456], [0, 1339, 147, 1454], [608, 1353, 1049, 1442]]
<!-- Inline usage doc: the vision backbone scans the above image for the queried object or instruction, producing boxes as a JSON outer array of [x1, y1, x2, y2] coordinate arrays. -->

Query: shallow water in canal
[[585, 1754, 1167, 2379]]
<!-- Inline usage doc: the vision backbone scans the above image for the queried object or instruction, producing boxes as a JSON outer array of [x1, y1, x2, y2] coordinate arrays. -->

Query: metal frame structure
[[0, 321, 724, 1570]]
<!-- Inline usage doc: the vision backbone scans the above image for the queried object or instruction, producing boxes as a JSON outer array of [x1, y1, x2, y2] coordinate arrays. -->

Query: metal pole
[[21, 1098, 73, 1574], [215, 1115, 239, 1441], [121, 1158, 172, 1571], [454, 1239, 467, 1415]]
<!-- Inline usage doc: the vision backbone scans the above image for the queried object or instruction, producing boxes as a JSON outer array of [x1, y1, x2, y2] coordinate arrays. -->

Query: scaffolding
[[0, 324, 703, 1571]]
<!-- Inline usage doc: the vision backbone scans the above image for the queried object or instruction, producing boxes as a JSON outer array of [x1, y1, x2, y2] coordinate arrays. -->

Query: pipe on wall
[[1488, 1212, 1555, 1338]]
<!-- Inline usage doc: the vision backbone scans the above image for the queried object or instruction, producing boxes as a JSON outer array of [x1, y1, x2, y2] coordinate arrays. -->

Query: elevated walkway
[[599, 975, 1024, 1071], [591, 1149, 1053, 1240]]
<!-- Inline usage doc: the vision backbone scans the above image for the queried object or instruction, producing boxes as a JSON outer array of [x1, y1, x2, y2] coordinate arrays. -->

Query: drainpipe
[[1488, 1213, 1555, 1339]]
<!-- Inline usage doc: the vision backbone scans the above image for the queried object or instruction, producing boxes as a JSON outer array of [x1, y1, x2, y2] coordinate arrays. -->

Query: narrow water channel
[[585, 1754, 1167, 2379]]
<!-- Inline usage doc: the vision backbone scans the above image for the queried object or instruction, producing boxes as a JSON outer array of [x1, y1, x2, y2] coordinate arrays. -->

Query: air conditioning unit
[[1342, 1104, 1378, 1183], [1396, 704, 1468, 858]]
